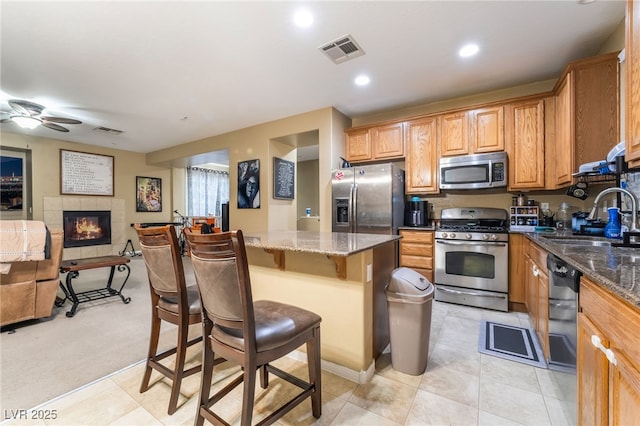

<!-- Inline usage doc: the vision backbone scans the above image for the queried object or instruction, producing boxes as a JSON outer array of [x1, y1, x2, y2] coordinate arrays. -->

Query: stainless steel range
[[434, 207, 509, 311]]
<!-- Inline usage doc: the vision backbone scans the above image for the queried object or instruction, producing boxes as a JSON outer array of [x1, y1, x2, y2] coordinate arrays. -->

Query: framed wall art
[[60, 149, 114, 196], [273, 157, 294, 200], [136, 176, 162, 212], [237, 159, 260, 209]]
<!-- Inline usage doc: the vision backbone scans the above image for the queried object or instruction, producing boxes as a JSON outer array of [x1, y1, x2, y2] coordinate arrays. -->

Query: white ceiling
[[0, 1, 626, 157]]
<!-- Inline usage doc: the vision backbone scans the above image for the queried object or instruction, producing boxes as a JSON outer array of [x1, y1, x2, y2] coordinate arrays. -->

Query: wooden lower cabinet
[[577, 277, 640, 425], [508, 233, 526, 306], [399, 229, 433, 282], [524, 240, 549, 359]]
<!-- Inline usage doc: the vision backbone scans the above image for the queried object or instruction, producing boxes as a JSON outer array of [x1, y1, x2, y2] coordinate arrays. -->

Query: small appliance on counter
[[405, 198, 429, 227], [572, 212, 605, 236]]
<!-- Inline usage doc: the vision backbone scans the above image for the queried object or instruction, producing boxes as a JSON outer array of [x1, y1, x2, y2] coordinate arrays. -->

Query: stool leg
[[140, 307, 161, 393], [168, 319, 189, 414], [308, 326, 322, 418], [241, 363, 257, 426]]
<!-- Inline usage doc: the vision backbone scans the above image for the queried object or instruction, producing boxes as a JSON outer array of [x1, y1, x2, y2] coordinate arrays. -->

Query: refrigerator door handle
[[350, 183, 358, 233]]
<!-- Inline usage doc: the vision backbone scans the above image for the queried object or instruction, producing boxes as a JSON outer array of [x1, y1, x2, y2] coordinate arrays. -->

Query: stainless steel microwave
[[439, 152, 508, 190]]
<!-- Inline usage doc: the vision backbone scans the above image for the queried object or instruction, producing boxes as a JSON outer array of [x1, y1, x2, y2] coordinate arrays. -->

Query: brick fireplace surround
[[43, 196, 126, 261]]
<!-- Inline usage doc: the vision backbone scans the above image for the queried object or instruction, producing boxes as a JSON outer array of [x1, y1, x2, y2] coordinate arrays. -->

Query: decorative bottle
[[604, 207, 622, 239]]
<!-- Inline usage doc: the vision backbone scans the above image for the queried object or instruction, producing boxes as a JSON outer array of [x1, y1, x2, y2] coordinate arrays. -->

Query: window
[[186, 167, 229, 217]]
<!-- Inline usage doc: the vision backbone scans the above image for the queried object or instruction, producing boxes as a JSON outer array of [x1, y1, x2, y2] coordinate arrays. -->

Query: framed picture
[[273, 157, 294, 200], [60, 149, 114, 196], [237, 159, 260, 209], [0, 154, 24, 211], [136, 176, 162, 212]]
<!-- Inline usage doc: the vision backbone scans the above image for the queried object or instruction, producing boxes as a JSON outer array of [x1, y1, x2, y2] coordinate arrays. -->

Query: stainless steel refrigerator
[[331, 163, 405, 235]]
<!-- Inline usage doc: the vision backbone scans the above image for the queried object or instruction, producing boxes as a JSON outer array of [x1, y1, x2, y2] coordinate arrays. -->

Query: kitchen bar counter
[[244, 230, 399, 383], [243, 230, 401, 256], [523, 233, 640, 308]]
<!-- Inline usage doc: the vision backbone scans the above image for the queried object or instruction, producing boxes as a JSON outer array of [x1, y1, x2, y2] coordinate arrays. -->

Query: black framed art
[[273, 157, 294, 200], [237, 159, 260, 209], [136, 176, 162, 212]]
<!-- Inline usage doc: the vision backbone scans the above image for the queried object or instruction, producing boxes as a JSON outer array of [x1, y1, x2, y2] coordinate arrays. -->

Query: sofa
[[0, 229, 63, 327]]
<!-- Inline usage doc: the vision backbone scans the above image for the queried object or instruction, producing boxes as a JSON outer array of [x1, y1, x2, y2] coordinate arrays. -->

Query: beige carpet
[[0, 256, 201, 412]]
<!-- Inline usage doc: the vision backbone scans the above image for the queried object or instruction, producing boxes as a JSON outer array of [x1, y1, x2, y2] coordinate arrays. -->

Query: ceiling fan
[[0, 99, 82, 132]]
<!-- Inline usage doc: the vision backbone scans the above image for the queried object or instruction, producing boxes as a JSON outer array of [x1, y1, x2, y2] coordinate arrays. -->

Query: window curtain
[[186, 167, 229, 217]]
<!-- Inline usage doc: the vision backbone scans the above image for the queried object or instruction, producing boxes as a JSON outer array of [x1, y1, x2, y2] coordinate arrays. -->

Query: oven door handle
[[437, 286, 507, 299], [436, 240, 506, 247]]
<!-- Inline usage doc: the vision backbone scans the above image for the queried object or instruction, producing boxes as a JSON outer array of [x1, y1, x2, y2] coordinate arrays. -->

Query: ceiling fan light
[[11, 115, 41, 129]]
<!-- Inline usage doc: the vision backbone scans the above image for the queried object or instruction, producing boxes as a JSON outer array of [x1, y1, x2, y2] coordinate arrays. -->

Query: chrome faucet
[[587, 187, 640, 233]]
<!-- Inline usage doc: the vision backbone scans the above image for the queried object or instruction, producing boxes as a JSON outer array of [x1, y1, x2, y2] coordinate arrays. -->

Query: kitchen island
[[243, 231, 401, 383]]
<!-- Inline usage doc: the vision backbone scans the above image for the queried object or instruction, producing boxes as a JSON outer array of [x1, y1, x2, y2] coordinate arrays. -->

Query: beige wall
[[0, 132, 172, 247], [147, 107, 350, 233], [297, 159, 319, 218]]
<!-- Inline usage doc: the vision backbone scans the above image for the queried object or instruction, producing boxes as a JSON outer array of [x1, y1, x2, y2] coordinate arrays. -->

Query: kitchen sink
[[540, 236, 611, 247]]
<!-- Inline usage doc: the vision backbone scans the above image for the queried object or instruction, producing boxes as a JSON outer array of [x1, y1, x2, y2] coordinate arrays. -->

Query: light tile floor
[[2, 301, 574, 426]]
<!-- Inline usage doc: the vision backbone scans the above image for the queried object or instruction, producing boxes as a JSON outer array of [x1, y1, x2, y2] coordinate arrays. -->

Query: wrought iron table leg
[[106, 264, 132, 304], [64, 271, 81, 317]]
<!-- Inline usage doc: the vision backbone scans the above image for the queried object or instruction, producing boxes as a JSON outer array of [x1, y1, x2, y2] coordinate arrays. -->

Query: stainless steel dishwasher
[[547, 253, 582, 426]]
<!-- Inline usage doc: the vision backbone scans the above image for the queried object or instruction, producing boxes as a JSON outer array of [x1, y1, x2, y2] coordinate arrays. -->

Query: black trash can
[[386, 267, 435, 375]]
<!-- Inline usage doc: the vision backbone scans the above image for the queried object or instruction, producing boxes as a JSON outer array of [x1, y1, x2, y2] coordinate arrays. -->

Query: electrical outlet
[[541, 202, 549, 211]]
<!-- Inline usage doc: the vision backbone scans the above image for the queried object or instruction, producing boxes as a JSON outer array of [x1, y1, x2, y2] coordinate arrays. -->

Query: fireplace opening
[[63, 210, 111, 248]]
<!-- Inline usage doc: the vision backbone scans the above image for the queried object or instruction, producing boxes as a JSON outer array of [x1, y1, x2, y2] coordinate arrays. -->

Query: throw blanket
[[0, 220, 48, 273]]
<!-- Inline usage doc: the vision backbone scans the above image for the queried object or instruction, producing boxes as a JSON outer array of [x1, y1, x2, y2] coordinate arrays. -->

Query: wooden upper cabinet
[[471, 106, 505, 153], [554, 74, 574, 187], [345, 128, 372, 162], [441, 107, 504, 157], [506, 99, 545, 190], [344, 122, 404, 163], [626, 0, 640, 169], [440, 111, 469, 156], [406, 116, 439, 194], [552, 51, 620, 187], [372, 122, 405, 159]]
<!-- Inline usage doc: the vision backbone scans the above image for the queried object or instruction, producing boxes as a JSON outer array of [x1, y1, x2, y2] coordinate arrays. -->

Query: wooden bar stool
[[134, 225, 207, 414], [185, 229, 322, 426]]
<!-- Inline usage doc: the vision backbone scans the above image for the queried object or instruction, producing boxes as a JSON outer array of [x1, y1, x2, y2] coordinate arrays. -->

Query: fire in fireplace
[[63, 210, 112, 248]]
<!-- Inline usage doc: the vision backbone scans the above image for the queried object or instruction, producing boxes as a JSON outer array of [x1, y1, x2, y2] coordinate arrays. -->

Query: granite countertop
[[524, 232, 640, 308], [243, 230, 401, 257]]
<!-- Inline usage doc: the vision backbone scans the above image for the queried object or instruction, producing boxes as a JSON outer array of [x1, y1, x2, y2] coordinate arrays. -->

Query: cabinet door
[[535, 267, 549, 360], [577, 313, 610, 426], [627, 0, 640, 168], [554, 74, 574, 187], [508, 233, 526, 304], [506, 99, 545, 190], [440, 111, 469, 156], [472, 106, 504, 153], [372, 122, 404, 159], [406, 117, 439, 194], [525, 255, 537, 321], [345, 128, 372, 162], [610, 349, 640, 425]]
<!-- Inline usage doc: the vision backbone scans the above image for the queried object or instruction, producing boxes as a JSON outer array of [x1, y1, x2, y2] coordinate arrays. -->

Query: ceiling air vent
[[319, 34, 365, 64], [93, 126, 123, 135]]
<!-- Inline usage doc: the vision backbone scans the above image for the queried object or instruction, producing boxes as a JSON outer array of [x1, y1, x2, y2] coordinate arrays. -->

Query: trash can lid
[[387, 267, 434, 296]]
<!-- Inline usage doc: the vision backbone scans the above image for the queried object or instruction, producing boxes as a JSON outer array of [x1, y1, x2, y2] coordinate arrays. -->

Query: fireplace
[[63, 210, 112, 248]]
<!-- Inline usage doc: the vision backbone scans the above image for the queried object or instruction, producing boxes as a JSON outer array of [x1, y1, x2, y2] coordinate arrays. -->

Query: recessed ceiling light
[[354, 75, 370, 86], [459, 43, 479, 58], [293, 9, 313, 27]]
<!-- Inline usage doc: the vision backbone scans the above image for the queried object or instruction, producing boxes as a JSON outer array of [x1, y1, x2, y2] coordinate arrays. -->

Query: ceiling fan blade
[[8, 99, 44, 116], [41, 116, 82, 124], [41, 122, 70, 132]]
